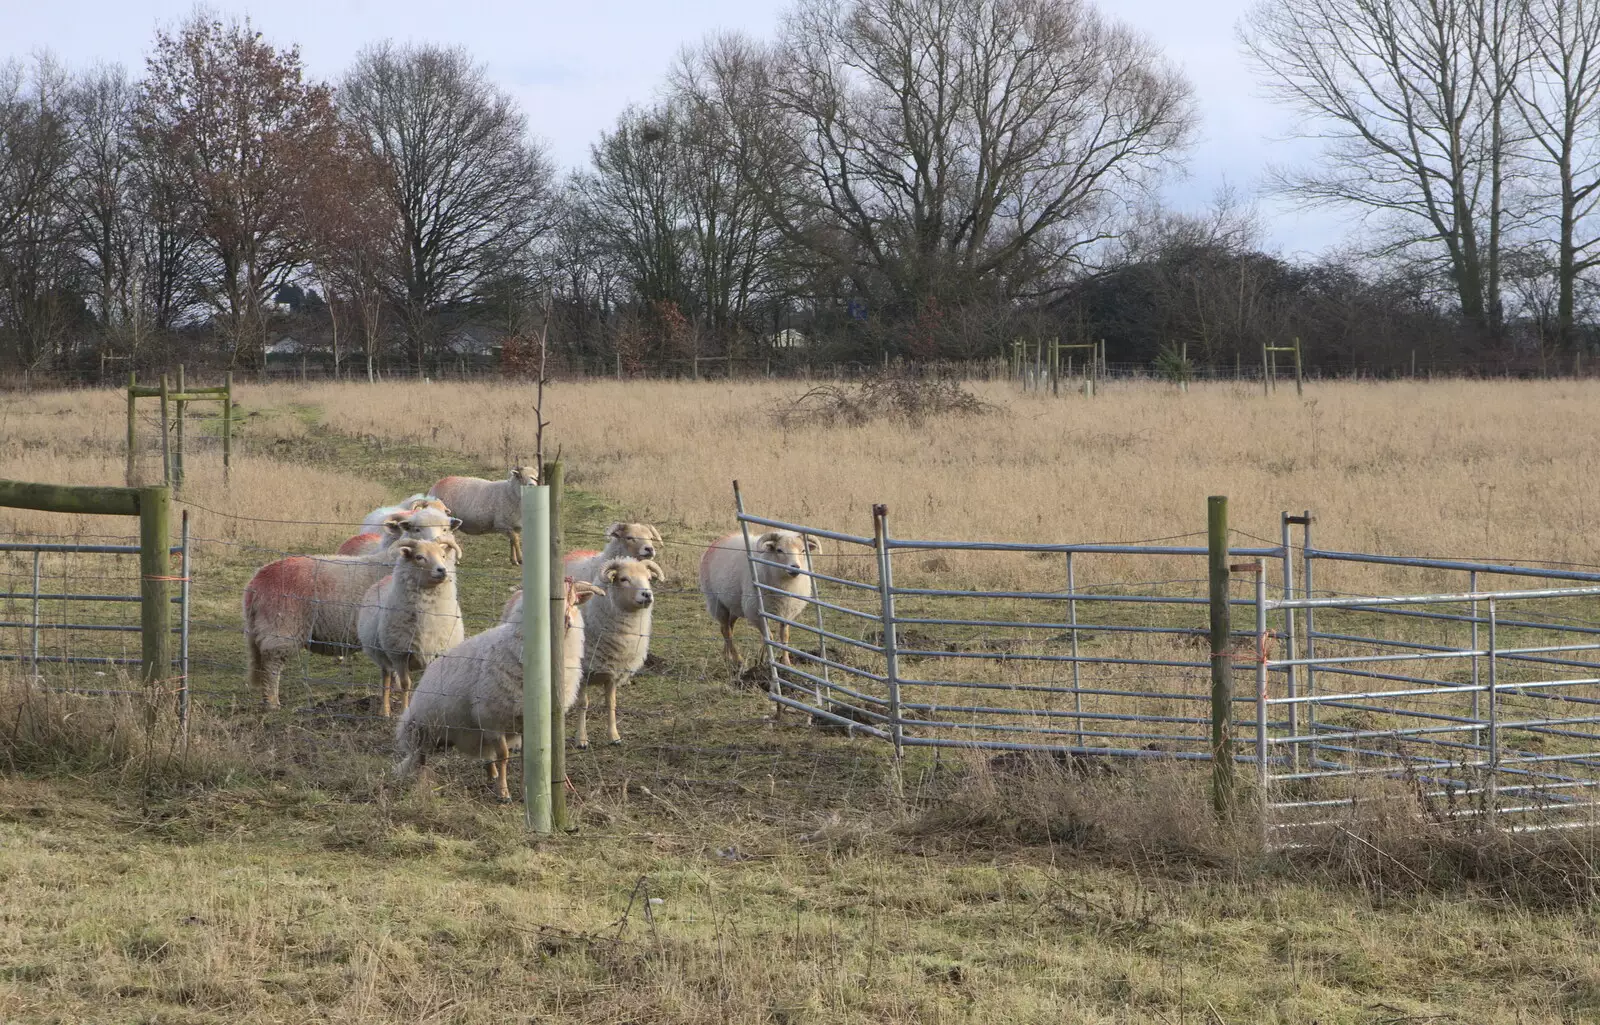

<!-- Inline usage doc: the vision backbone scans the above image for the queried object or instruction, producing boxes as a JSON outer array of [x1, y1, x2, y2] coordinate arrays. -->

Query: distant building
[[772, 328, 808, 349]]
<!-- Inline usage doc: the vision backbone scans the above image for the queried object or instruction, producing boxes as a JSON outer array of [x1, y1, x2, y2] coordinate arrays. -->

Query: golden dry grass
[[4, 377, 1600, 1023]]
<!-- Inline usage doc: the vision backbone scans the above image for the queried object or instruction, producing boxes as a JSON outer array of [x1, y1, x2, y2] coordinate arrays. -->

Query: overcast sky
[[7, 0, 1352, 259]]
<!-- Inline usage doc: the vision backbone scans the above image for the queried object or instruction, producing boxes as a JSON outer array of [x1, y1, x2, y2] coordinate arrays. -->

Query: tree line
[[2, 0, 1597, 380]]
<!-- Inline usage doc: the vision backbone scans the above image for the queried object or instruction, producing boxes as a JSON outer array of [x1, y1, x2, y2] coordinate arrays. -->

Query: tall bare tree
[[65, 63, 141, 357], [0, 56, 78, 369], [1512, 0, 1600, 351], [1241, 0, 1526, 334], [753, 0, 1193, 314], [136, 13, 339, 365], [340, 43, 554, 370], [303, 130, 396, 380]]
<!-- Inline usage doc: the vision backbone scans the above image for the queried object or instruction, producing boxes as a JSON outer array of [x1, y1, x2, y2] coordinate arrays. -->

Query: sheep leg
[[576, 685, 590, 749], [719, 618, 741, 666], [510, 529, 522, 567], [380, 670, 393, 718], [397, 667, 412, 714], [606, 678, 621, 745], [493, 737, 512, 803], [778, 622, 793, 666]]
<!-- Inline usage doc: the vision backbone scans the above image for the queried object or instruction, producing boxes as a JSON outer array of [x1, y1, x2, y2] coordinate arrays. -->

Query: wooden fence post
[[126, 371, 137, 486], [544, 459, 569, 831], [222, 372, 233, 482], [159, 375, 171, 485], [1293, 337, 1304, 396], [139, 486, 172, 695], [174, 365, 186, 490], [1209, 495, 1234, 816]]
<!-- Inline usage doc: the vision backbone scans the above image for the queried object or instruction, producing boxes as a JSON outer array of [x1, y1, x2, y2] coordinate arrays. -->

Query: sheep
[[361, 494, 450, 534], [393, 578, 603, 802], [356, 538, 465, 717], [428, 467, 539, 565], [242, 531, 460, 708], [575, 558, 665, 749], [336, 505, 460, 557], [563, 522, 663, 583], [699, 530, 820, 667]]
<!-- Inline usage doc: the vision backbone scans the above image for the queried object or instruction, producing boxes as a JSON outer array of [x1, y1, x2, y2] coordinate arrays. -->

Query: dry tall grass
[[265, 377, 1600, 588]]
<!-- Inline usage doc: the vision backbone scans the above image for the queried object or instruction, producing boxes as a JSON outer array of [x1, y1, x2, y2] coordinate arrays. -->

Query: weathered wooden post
[[1209, 495, 1234, 815], [174, 365, 186, 490], [159, 374, 171, 485], [1261, 344, 1270, 396], [125, 371, 137, 486], [139, 485, 172, 694], [222, 372, 233, 482], [521, 481, 553, 833], [544, 458, 570, 831], [1293, 337, 1304, 396]]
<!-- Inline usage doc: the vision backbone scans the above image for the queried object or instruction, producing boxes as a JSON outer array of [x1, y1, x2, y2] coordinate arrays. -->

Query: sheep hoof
[[495, 794, 514, 805], [608, 738, 623, 747], [576, 742, 589, 750]]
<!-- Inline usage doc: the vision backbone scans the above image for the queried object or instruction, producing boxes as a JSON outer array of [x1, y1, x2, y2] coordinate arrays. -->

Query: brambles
[[770, 370, 995, 428]]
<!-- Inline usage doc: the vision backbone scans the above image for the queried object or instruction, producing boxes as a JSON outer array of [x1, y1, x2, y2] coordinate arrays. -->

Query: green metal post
[[544, 459, 569, 831], [522, 483, 553, 833]]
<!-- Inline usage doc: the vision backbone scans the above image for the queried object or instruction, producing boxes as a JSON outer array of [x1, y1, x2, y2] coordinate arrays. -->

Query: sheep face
[[606, 522, 663, 560], [508, 466, 539, 487], [601, 559, 665, 610], [398, 539, 461, 585], [756, 531, 820, 581], [399, 507, 461, 542]]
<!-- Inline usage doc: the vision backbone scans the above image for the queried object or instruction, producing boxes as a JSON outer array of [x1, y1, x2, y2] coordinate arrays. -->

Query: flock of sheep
[[239, 468, 821, 801]]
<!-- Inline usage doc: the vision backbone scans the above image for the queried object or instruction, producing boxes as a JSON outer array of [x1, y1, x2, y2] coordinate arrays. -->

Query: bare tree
[[136, 13, 340, 366], [65, 63, 143, 358], [0, 56, 78, 370], [1511, 0, 1600, 352], [340, 43, 555, 371], [1241, 0, 1526, 334], [302, 130, 395, 380], [754, 0, 1193, 315]]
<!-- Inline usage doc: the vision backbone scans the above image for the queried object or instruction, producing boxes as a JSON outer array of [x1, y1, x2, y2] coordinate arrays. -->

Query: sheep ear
[[649, 525, 663, 543], [805, 536, 821, 553], [604, 562, 622, 583], [444, 538, 463, 562], [644, 560, 666, 582], [449, 517, 463, 531], [756, 531, 780, 551], [397, 541, 419, 558], [573, 582, 603, 605], [606, 522, 625, 539], [382, 515, 405, 537]]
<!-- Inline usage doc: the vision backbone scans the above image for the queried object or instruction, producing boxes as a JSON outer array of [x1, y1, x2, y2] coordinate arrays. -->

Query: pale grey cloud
[[7, 0, 1357, 259]]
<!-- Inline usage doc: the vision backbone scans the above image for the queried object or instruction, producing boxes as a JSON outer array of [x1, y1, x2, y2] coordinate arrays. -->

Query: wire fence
[[10, 494, 1600, 842]]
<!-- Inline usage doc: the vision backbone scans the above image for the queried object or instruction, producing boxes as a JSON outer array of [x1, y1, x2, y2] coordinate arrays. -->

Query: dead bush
[[771, 370, 995, 428]]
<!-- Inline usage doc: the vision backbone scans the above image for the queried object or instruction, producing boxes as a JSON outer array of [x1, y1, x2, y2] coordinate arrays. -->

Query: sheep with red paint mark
[[335, 505, 457, 557], [242, 529, 461, 708], [428, 467, 538, 565]]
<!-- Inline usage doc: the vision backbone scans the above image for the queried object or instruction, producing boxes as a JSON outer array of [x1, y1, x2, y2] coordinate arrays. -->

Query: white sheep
[[576, 558, 665, 748], [336, 504, 459, 556], [428, 467, 539, 565], [394, 578, 603, 801], [563, 522, 663, 582], [361, 494, 450, 534], [242, 530, 460, 708], [699, 530, 820, 667], [357, 538, 465, 717]]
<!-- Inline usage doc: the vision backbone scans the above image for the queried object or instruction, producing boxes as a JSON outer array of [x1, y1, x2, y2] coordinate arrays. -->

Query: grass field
[[4, 376, 1600, 1023]]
